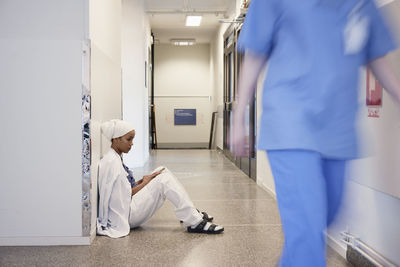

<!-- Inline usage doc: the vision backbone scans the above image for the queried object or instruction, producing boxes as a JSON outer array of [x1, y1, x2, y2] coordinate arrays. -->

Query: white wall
[[122, 0, 151, 168], [89, 0, 123, 240], [210, 23, 230, 150], [0, 0, 87, 245], [328, 180, 400, 264], [154, 44, 213, 146]]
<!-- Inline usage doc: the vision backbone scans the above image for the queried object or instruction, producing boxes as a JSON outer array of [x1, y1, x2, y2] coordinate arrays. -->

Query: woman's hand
[[233, 51, 267, 157], [142, 175, 153, 185], [151, 168, 165, 177], [132, 168, 166, 196], [142, 168, 165, 184]]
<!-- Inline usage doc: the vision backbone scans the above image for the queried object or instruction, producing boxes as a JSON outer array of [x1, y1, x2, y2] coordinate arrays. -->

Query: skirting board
[[157, 142, 209, 149], [0, 236, 91, 246], [257, 181, 277, 200]]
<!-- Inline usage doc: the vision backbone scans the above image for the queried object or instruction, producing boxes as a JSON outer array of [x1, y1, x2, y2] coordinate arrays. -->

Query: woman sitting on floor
[[97, 119, 224, 238]]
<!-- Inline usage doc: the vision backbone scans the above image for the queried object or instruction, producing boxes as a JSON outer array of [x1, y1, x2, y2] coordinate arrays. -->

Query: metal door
[[223, 26, 236, 161], [223, 24, 257, 180]]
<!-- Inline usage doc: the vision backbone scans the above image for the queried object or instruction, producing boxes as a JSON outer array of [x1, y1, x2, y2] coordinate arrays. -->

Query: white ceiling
[[145, 0, 236, 44]]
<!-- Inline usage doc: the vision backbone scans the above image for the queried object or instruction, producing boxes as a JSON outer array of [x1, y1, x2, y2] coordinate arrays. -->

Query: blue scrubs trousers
[[267, 150, 346, 267]]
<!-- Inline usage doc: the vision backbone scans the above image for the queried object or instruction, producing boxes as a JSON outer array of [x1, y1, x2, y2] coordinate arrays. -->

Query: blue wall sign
[[174, 109, 196, 125]]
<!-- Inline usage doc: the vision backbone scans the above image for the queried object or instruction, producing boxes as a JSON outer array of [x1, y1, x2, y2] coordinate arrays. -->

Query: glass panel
[[229, 52, 234, 102], [226, 33, 234, 48], [229, 113, 233, 153], [244, 104, 250, 156], [253, 100, 257, 158], [228, 51, 235, 153]]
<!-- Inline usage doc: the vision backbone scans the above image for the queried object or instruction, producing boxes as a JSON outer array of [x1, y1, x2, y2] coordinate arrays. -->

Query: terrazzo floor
[[0, 149, 351, 267]]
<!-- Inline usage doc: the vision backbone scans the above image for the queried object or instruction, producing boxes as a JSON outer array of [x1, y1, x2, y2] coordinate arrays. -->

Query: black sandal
[[180, 210, 214, 223], [200, 211, 213, 222], [187, 219, 224, 234]]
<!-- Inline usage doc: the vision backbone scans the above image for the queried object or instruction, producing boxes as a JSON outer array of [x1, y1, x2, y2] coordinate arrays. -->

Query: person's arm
[[232, 50, 267, 156], [131, 168, 165, 196], [368, 55, 400, 105]]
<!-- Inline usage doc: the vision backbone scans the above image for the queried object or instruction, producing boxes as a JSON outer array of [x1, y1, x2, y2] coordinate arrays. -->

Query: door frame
[[223, 24, 257, 181], [223, 24, 237, 161]]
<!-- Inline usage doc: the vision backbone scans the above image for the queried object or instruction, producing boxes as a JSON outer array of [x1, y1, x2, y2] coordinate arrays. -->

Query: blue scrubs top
[[238, 0, 396, 159]]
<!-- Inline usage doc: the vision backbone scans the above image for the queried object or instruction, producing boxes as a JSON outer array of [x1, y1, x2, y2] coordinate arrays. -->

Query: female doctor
[[97, 119, 224, 238]]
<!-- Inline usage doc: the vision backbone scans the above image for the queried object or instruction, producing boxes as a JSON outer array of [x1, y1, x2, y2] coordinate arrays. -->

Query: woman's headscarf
[[101, 119, 135, 141]]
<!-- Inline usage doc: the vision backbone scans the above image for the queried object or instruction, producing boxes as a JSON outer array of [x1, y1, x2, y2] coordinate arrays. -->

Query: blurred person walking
[[233, 0, 400, 266]]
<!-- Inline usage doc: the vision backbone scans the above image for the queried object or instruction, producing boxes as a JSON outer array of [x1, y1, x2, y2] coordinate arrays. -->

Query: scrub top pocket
[[343, 13, 370, 55], [343, 0, 370, 55]]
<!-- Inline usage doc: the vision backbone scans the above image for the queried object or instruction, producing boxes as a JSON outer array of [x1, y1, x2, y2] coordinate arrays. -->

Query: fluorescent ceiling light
[[186, 15, 202, 27], [170, 39, 196, 46]]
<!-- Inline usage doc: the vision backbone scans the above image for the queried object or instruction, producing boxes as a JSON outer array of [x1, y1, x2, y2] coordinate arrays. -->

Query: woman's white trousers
[[129, 167, 203, 228]]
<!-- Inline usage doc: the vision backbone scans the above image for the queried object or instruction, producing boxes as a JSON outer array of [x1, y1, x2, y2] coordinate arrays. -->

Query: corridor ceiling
[[145, 0, 235, 44]]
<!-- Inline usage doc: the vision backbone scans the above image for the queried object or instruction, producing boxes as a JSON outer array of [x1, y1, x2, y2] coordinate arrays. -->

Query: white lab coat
[[97, 149, 132, 238], [97, 149, 203, 238]]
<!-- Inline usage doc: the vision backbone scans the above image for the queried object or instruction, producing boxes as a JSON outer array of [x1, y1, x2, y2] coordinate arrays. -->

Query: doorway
[[223, 24, 257, 180]]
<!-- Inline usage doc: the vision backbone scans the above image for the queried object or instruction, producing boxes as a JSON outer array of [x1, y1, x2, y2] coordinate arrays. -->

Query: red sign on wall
[[366, 68, 382, 118]]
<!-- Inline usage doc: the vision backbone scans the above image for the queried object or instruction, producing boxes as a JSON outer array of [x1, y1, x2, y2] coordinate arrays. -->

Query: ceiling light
[[185, 15, 202, 27], [170, 39, 196, 46]]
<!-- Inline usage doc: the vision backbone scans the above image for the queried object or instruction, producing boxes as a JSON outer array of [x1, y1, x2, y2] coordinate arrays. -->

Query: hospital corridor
[[0, 150, 349, 266], [1, 0, 400, 266]]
